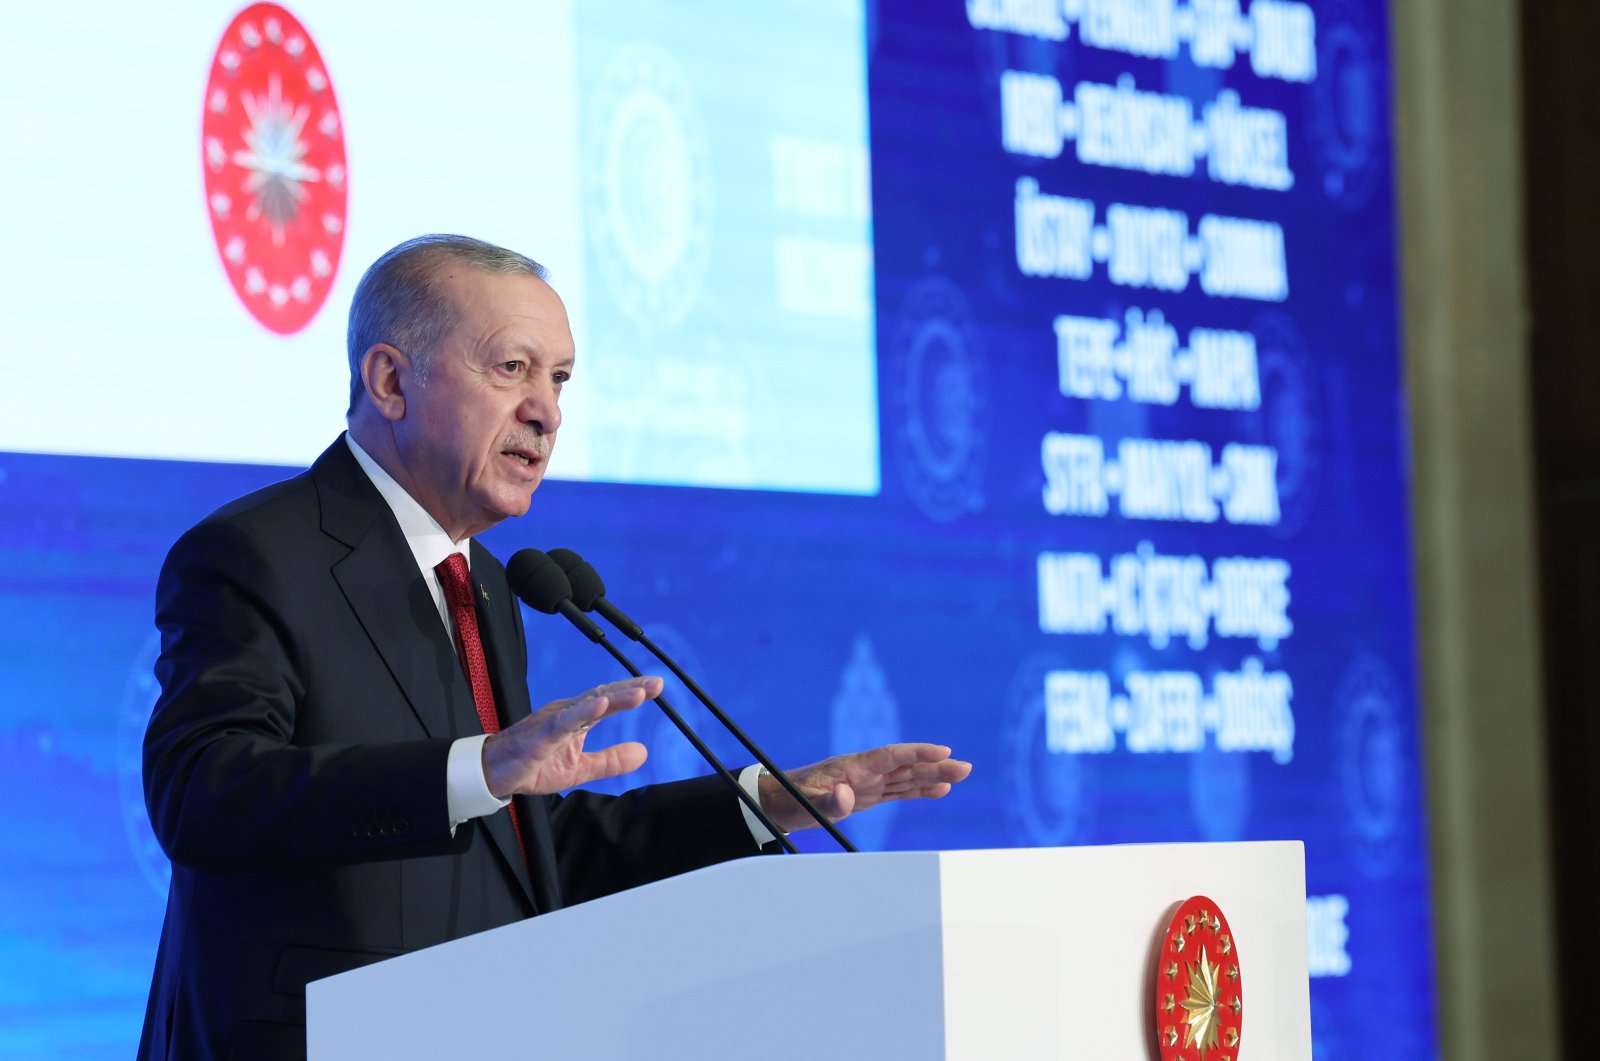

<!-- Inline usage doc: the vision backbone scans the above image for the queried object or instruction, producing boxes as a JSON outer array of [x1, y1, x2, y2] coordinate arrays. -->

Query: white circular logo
[[586, 43, 711, 330]]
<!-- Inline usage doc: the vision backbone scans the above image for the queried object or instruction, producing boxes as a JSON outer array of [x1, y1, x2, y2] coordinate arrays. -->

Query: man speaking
[[138, 234, 971, 1060]]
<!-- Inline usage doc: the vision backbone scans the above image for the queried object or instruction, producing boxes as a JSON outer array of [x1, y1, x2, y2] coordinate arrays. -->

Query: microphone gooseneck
[[505, 549, 798, 854], [545, 548, 856, 854]]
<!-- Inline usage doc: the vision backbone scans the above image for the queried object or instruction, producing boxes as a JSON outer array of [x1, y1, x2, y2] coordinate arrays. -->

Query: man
[[139, 235, 971, 1060]]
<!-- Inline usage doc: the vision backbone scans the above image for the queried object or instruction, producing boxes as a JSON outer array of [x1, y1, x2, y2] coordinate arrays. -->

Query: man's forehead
[[436, 266, 570, 337], [438, 264, 582, 358], [434, 261, 549, 302]]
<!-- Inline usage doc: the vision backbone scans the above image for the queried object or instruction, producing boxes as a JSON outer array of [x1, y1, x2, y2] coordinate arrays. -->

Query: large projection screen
[[0, 2, 1435, 1057]]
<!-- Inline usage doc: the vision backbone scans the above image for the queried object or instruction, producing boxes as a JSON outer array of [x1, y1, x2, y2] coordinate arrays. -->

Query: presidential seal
[[1155, 895, 1244, 1061], [201, 2, 348, 335]]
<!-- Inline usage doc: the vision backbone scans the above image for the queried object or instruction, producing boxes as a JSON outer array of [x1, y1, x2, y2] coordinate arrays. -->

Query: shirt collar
[[344, 433, 469, 576]]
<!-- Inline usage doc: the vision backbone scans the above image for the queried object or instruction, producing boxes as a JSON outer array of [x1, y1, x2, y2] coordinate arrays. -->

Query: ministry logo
[[1338, 652, 1408, 878], [585, 42, 711, 331], [888, 276, 988, 523]]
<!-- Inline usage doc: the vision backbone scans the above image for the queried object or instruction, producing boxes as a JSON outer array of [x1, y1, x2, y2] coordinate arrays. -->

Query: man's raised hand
[[481, 676, 661, 798]]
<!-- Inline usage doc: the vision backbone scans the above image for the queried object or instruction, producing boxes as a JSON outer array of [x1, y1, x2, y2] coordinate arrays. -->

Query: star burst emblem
[[1180, 946, 1222, 1055], [1155, 896, 1244, 1061], [233, 72, 322, 245], [201, 3, 348, 335]]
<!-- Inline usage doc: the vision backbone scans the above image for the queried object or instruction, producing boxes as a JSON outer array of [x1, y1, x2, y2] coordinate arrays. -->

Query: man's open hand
[[481, 676, 660, 798], [759, 743, 973, 834]]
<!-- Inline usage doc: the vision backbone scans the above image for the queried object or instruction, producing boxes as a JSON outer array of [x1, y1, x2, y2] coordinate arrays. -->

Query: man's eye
[[553, 371, 571, 385], [501, 360, 524, 373]]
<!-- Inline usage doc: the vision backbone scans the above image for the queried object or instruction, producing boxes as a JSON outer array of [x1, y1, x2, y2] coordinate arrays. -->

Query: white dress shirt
[[344, 435, 776, 844]]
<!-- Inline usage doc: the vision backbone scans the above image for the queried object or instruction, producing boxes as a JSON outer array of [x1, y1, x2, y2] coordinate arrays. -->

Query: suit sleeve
[[540, 774, 773, 904], [143, 518, 464, 874]]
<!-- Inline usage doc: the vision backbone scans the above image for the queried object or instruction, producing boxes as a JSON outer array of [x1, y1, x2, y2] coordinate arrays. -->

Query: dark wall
[[1524, 2, 1600, 1055]]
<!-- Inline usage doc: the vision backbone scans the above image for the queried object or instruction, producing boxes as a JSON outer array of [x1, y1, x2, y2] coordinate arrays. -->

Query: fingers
[[580, 740, 649, 782], [855, 743, 966, 777], [865, 755, 973, 787], [555, 693, 605, 734], [854, 743, 929, 771], [545, 683, 657, 753], [833, 781, 855, 819], [543, 676, 663, 724], [486, 677, 666, 797], [871, 781, 955, 806], [844, 751, 971, 813], [590, 675, 665, 703]]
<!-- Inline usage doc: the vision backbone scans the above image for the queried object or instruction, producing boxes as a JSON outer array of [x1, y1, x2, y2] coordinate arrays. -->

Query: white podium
[[308, 842, 1310, 1059]]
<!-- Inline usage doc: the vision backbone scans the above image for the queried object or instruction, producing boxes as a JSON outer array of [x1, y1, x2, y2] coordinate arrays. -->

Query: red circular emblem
[[1155, 895, 1244, 1061], [201, 3, 347, 335]]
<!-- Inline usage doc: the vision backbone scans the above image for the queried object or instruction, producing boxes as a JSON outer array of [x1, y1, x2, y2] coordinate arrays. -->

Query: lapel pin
[[479, 585, 490, 604]]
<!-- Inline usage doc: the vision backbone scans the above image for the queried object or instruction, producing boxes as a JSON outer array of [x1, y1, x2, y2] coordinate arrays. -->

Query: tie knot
[[435, 552, 472, 607]]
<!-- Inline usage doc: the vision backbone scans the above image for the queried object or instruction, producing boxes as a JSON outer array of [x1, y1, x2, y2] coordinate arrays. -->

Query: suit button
[[395, 818, 411, 835]]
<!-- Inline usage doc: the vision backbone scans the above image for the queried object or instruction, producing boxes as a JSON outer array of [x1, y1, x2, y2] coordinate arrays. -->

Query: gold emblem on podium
[[1154, 895, 1243, 1061]]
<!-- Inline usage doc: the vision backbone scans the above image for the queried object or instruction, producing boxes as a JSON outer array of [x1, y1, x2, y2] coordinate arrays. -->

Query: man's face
[[395, 267, 574, 540]]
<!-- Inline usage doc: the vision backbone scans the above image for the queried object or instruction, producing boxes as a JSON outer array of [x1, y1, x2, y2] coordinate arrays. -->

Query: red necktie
[[435, 552, 527, 870]]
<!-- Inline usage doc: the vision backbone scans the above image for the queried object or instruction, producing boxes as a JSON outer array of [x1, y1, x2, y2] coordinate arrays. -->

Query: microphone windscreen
[[549, 548, 606, 610], [506, 548, 573, 614]]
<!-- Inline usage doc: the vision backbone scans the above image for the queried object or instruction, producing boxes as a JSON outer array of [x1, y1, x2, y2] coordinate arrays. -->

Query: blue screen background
[[0, 1, 1435, 1056]]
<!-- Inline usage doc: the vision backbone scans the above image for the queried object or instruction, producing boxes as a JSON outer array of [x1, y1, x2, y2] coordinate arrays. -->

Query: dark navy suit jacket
[[138, 439, 758, 1060]]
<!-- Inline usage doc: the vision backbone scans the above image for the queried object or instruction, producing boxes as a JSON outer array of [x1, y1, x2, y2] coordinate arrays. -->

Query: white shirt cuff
[[738, 763, 780, 847], [447, 734, 511, 828]]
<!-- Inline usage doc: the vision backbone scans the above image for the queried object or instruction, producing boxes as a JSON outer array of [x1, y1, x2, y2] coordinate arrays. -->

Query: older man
[[138, 235, 970, 1060]]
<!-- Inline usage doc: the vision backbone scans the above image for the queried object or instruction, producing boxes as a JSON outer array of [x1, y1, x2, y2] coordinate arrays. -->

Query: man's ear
[[360, 343, 409, 422]]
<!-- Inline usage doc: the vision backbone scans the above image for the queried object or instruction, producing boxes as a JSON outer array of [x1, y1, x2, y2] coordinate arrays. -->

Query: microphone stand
[[549, 599, 801, 856]]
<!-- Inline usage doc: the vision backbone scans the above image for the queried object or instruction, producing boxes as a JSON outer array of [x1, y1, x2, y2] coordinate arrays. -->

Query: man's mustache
[[501, 433, 553, 458]]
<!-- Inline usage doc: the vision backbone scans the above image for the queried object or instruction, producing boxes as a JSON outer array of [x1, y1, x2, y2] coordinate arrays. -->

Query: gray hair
[[345, 234, 549, 416]]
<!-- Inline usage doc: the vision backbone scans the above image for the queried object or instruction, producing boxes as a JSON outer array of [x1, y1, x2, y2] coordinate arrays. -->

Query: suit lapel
[[313, 440, 538, 908], [314, 441, 470, 742]]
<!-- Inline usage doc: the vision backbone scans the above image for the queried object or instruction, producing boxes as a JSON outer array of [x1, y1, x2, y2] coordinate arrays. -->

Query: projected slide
[[0, 2, 1436, 1059], [0, 0, 877, 494]]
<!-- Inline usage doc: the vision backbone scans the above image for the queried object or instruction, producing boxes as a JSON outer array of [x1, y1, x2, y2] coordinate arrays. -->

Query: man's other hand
[[758, 743, 973, 834]]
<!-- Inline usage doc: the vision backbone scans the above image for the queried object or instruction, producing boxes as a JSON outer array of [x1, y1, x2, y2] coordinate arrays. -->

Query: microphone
[[506, 548, 606, 642], [546, 548, 857, 854], [505, 549, 798, 854]]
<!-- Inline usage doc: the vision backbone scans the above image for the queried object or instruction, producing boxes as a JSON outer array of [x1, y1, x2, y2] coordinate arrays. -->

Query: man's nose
[[520, 383, 561, 434]]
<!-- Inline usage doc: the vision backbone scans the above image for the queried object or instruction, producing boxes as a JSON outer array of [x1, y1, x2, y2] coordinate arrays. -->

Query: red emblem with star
[[201, 2, 347, 335], [1155, 895, 1244, 1061]]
